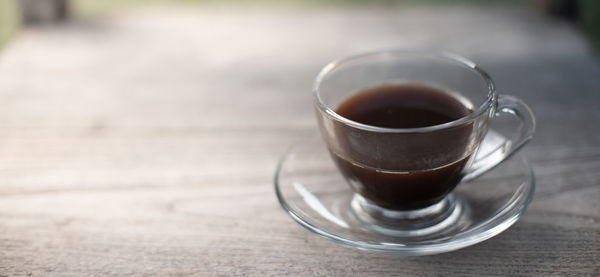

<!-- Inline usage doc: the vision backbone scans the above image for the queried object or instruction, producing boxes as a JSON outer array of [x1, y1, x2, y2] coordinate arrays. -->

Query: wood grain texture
[[0, 5, 599, 276]]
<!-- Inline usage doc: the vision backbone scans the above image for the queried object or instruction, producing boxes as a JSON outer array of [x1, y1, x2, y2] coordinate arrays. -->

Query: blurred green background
[[0, 0, 598, 52], [580, 0, 600, 51], [0, 0, 20, 50]]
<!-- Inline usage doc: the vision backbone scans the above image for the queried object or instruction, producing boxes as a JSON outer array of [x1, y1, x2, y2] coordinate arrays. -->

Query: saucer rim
[[274, 138, 535, 255]]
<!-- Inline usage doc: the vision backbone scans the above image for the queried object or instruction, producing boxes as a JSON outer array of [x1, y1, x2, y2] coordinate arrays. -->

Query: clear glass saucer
[[274, 130, 535, 255]]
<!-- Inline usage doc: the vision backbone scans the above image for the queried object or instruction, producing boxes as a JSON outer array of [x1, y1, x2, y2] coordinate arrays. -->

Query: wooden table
[[1, 5, 598, 276]]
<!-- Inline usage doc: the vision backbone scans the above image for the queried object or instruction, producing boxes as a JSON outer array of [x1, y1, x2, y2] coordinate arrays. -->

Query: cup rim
[[313, 50, 496, 133]]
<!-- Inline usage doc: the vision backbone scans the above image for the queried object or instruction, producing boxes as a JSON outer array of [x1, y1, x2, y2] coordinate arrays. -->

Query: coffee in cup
[[314, 50, 535, 230], [332, 83, 474, 210]]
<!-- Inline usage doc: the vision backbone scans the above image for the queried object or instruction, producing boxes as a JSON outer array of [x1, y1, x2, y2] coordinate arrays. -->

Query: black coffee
[[333, 84, 474, 210], [335, 84, 471, 129]]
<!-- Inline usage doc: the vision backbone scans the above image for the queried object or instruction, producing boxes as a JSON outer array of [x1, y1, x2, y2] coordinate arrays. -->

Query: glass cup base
[[350, 194, 462, 237], [274, 133, 534, 255]]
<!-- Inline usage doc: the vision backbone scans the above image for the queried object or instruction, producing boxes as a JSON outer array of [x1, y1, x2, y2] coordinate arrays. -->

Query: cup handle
[[461, 95, 536, 183]]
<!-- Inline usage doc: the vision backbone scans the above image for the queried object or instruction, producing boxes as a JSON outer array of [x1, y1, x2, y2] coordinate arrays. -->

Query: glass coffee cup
[[314, 50, 535, 233]]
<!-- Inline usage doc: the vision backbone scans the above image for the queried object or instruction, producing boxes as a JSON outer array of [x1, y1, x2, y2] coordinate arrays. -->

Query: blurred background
[[1, 0, 599, 52]]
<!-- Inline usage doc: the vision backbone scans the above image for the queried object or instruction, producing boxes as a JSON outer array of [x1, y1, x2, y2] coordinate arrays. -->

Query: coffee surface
[[335, 84, 471, 128], [332, 84, 474, 210]]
